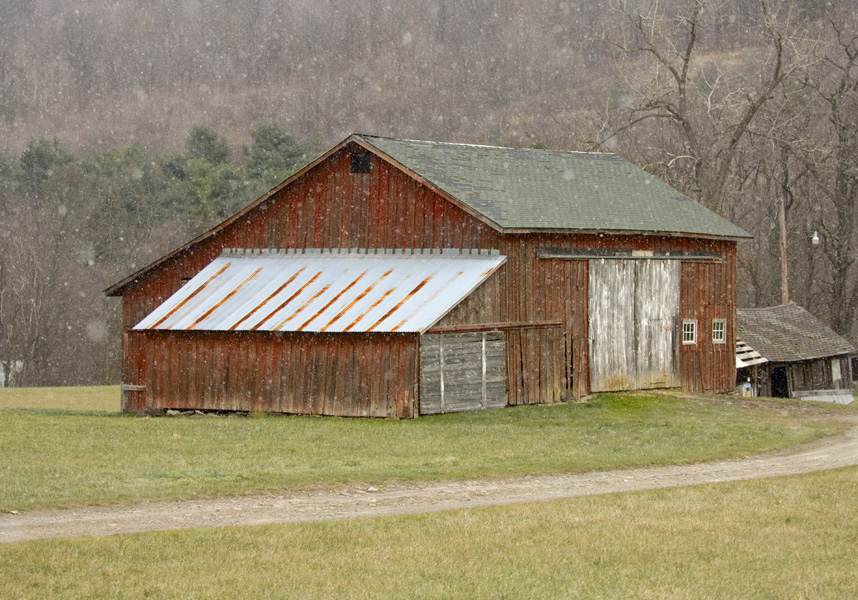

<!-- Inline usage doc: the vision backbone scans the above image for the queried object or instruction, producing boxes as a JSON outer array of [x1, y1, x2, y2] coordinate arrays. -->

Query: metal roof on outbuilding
[[133, 248, 505, 333], [358, 135, 751, 238], [737, 302, 856, 363]]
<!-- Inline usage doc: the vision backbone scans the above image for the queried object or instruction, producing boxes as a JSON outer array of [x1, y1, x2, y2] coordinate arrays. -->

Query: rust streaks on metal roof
[[134, 249, 506, 334], [251, 271, 321, 331], [273, 283, 332, 331], [148, 262, 232, 329], [367, 275, 434, 332], [229, 267, 307, 331], [298, 270, 369, 332], [390, 271, 463, 332], [322, 270, 393, 332], [188, 267, 263, 329], [343, 285, 398, 332]]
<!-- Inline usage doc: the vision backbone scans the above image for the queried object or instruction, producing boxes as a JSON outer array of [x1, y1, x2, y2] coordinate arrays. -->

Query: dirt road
[[3, 415, 857, 544]]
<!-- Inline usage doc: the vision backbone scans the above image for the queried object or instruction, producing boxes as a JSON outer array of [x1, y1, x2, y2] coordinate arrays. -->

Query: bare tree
[[0, 0, 36, 120], [598, 0, 813, 218], [794, 16, 858, 337], [0, 204, 54, 386]]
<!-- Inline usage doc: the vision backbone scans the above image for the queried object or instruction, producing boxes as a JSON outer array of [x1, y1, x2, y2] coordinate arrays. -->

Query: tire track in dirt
[[3, 420, 857, 543]]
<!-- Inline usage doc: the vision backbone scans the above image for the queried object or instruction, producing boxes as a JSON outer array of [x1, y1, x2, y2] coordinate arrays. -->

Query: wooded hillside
[[1, 0, 856, 385], [3, 0, 829, 155]]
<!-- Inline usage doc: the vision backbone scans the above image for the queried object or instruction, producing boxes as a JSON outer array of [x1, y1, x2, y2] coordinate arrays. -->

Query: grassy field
[[2, 466, 856, 599], [0, 386, 849, 511], [0, 385, 119, 411]]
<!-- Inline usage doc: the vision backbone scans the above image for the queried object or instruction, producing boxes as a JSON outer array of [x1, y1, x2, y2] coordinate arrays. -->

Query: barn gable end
[[110, 140, 500, 329]]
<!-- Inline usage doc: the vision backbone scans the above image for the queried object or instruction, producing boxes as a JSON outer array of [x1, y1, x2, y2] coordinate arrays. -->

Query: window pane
[[712, 319, 726, 343], [682, 320, 697, 345]]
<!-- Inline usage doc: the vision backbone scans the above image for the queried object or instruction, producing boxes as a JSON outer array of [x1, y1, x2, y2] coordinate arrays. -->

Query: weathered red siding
[[120, 143, 498, 328], [433, 233, 736, 403], [680, 243, 737, 393], [128, 331, 418, 418], [120, 144, 496, 416], [117, 141, 738, 416]]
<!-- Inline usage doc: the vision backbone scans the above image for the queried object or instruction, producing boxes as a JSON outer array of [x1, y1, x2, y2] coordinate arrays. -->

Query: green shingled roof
[[359, 135, 750, 238]]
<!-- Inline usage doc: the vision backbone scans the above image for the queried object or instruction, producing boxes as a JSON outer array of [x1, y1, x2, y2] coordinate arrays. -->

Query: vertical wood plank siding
[[679, 243, 737, 393], [119, 141, 738, 415], [419, 332, 506, 414], [120, 144, 499, 329], [588, 260, 680, 392], [120, 144, 495, 417], [132, 331, 417, 418]]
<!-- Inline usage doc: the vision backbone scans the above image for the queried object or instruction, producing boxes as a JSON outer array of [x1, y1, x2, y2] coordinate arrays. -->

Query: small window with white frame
[[712, 319, 726, 344], [682, 319, 697, 345]]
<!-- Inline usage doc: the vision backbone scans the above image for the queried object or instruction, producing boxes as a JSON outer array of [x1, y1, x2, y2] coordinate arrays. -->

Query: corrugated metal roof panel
[[134, 248, 505, 333]]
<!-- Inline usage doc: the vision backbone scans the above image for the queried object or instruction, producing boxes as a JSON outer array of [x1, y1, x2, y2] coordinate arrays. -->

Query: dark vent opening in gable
[[350, 152, 372, 174]]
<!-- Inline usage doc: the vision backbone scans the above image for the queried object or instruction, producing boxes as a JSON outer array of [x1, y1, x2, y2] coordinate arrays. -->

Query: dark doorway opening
[[770, 366, 789, 398]]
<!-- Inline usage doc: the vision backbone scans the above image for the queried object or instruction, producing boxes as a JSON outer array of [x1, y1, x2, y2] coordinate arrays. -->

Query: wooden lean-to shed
[[105, 134, 750, 418], [736, 303, 855, 404]]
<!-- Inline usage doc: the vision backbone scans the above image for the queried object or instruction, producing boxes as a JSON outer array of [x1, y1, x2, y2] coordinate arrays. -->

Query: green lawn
[[3, 466, 857, 599], [0, 387, 848, 511], [0, 385, 119, 411]]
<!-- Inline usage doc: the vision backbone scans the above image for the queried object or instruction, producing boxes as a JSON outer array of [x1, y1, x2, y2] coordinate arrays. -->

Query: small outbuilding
[[106, 134, 750, 417], [736, 302, 855, 404]]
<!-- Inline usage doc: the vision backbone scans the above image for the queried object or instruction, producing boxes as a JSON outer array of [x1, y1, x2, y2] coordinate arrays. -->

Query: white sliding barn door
[[588, 260, 636, 391], [588, 260, 679, 392]]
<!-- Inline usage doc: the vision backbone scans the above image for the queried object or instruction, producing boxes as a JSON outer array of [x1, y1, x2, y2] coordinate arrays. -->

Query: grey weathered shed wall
[[419, 332, 506, 414]]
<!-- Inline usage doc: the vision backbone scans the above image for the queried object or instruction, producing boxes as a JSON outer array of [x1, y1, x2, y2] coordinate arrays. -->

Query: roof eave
[[498, 227, 751, 241], [757, 351, 853, 363]]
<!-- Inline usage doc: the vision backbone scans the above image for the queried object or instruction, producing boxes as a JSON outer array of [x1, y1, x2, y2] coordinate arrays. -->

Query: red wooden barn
[[105, 134, 750, 417]]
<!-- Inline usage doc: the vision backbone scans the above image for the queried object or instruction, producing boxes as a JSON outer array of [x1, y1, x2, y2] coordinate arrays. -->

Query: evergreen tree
[[185, 125, 230, 165], [245, 123, 306, 186]]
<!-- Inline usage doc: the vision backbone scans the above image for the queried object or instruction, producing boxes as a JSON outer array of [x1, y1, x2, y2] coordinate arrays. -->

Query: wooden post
[[779, 197, 789, 304]]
